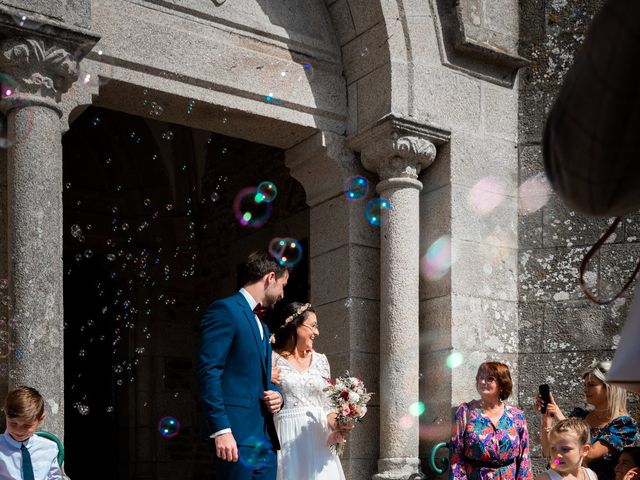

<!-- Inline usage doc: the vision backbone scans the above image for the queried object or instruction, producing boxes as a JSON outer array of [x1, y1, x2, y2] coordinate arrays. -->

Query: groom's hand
[[263, 390, 283, 413], [215, 432, 238, 462]]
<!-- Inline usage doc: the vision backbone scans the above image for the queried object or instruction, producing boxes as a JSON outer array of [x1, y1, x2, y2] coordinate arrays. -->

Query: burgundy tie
[[253, 304, 267, 320]]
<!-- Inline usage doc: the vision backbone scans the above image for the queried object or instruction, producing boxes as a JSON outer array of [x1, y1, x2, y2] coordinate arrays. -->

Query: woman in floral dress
[[450, 361, 532, 480]]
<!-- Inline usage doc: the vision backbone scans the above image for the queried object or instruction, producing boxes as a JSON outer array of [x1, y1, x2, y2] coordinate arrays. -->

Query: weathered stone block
[[598, 244, 640, 301], [542, 299, 626, 352], [329, 0, 357, 45], [542, 197, 617, 248], [347, 0, 384, 36], [519, 211, 544, 248], [310, 193, 379, 257], [342, 22, 390, 84], [419, 296, 452, 352], [518, 247, 596, 302], [482, 84, 518, 142], [419, 184, 452, 301], [450, 132, 518, 193], [518, 301, 544, 353], [452, 183, 518, 247], [483, 0, 519, 37], [413, 66, 482, 133], [356, 65, 392, 131], [315, 297, 379, 355], [457, 295, 519, 353], [452, 239, 518, 302], [518, 145, 544, 181], [329, 351, 380, 408], [420, 137, 451, 195]]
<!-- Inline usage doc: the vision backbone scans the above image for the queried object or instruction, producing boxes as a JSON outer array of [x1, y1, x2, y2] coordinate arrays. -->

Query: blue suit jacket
[[197, 291, 280, 449]]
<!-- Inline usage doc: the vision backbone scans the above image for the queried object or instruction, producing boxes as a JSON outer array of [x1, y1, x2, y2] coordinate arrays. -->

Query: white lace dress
[[273, 351, 346, 480]]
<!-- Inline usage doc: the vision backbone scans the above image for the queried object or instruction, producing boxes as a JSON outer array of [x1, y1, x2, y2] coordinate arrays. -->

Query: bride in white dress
[[270, 302, 350, 480]]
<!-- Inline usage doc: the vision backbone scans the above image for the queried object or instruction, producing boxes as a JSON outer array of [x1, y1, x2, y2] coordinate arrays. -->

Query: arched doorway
[[62, 105, 309, 478]]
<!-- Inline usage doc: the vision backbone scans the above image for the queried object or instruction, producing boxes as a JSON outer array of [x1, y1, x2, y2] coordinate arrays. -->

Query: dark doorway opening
[[62, 105, 309, 479]]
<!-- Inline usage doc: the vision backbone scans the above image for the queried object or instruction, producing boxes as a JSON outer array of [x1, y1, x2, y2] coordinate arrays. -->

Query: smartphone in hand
[[539, 384, 551, 414]]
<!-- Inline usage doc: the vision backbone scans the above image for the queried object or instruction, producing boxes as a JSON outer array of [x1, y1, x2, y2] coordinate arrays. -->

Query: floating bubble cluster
[[158, 416, 180, 438], [268, 238, 303, 267], [233, 187, 273, 228], [344, 176, 368, 201], [365, 197, 392, 227]]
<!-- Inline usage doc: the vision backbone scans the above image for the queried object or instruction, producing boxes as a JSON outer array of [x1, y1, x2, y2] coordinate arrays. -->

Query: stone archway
[[61, 104, 311, 478]]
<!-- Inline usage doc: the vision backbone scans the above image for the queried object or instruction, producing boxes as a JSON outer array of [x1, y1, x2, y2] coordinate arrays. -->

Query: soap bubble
[[446, 352, 464, 369], [365, 197, 392, 227], [420, 235, 454, 280], [268, 238, 303, 267], [518, 173, 552, 214], [344, 176, 369, 201], [233, 187, 272, 228], [255, 182, 278, 203], [469, 177, 505, 215], [161, 130, 174, 141], [210, 192, 220, 203], [70, 224, 83, 239], [239, 436, 273, 470], [409, 402, 425, 417], [158, 416, 180, 438]]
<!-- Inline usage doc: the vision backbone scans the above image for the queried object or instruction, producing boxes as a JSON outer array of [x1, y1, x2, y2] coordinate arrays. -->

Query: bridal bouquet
[[324, 371, 373, 456]]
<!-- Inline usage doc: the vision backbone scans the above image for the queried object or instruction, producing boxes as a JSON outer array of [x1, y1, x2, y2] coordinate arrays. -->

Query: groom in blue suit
[[197, 250, 288, 480]]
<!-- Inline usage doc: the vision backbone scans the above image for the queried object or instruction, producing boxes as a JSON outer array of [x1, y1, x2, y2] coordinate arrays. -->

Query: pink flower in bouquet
[[341, 404, 351, 416], [358, 406, 367, 418]]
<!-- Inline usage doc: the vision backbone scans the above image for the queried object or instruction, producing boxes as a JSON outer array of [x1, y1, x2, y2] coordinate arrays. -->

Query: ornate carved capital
[[0, 37, 78, 104], [347, 114, 450, 187]]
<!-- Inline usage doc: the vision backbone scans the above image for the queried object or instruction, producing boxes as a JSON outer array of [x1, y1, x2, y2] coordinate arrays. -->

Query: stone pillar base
[[373, 457, 422, 480]]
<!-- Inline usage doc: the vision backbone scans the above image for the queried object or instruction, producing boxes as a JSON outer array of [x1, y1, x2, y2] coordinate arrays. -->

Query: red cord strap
[[579, 217, 640, 305]]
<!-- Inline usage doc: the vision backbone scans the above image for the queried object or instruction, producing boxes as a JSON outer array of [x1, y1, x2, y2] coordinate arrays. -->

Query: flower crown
[[280, 303, 312, 329]]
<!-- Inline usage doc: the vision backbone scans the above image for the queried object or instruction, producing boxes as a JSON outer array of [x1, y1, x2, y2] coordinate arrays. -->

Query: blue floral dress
[[570, 407, 638, 480], [450, 400, 532, 480]]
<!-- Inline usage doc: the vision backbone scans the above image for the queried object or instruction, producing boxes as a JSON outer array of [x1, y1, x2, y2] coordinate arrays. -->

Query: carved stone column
[[0, 18, 99, 437], [349, 115, 449, 480]]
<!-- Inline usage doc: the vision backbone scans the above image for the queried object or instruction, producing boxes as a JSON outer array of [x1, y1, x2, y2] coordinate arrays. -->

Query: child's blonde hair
[[2, 385, 45, 423], [551, 418, 591, 446]]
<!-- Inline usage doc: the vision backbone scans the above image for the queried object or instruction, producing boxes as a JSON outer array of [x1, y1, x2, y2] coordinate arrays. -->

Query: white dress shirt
[[0, 431, 61, 480], [239, 288, 264, 340]]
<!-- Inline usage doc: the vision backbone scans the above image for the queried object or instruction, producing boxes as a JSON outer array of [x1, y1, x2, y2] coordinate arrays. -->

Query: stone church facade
[[0, 0, 634, 479]]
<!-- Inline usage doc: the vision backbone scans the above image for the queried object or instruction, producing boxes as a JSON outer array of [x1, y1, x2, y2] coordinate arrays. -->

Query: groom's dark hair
[[240, 250, 288, 285]]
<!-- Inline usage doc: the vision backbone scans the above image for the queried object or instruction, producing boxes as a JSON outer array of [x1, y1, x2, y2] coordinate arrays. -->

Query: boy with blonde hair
[[0, 386, 61, 479], [537, 418, 598, 480]]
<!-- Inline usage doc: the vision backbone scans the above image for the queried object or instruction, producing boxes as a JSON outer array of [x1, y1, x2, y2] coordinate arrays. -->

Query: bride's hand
[[271, 366, 281, 385]]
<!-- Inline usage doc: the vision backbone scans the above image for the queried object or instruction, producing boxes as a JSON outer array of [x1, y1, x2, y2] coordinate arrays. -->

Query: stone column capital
[[0, 10, 100, 112], [347, 114, 450, 190]]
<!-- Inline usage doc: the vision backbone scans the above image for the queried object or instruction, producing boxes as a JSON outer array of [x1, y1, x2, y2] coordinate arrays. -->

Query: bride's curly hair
[[272, 302, 315, 351]]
